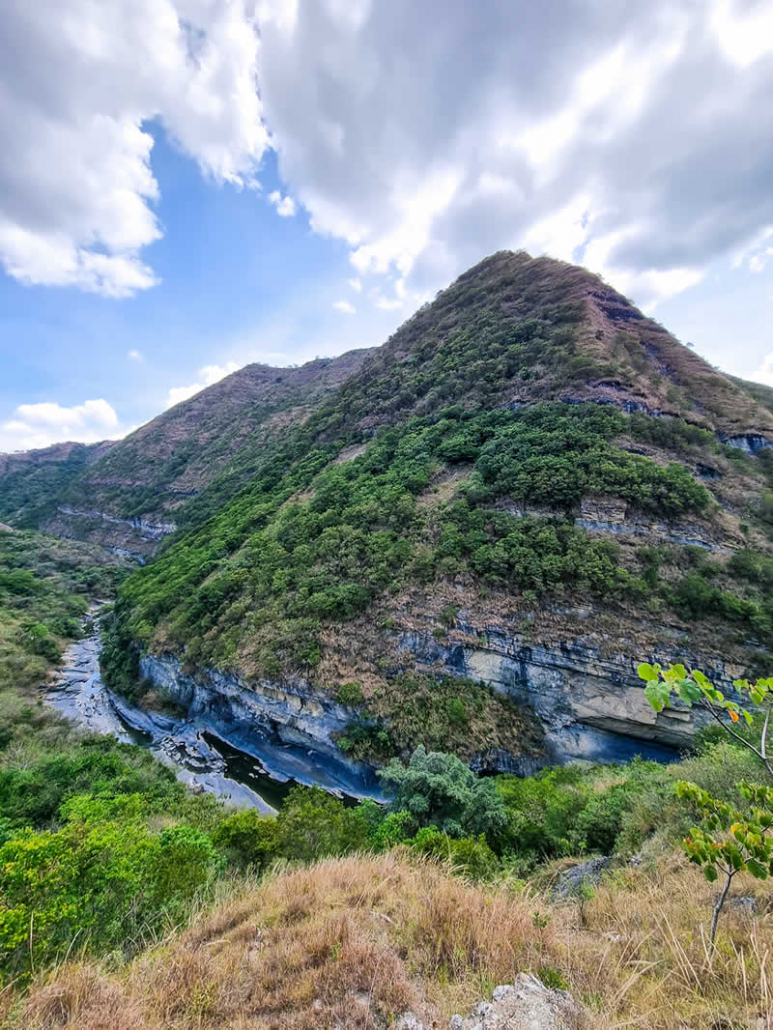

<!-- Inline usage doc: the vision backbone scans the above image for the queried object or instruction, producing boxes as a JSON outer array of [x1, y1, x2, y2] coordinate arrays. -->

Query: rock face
[[720, 433, 771, 454], [396, 625, 726, 765], [139, 654, 381, 796], [553, 857, 612, 900], [44, 505, 177, 561], [450, 976, 590, 1030]]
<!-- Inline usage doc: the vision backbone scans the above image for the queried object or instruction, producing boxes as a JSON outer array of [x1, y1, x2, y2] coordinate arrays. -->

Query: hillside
[[11, 848, 773, 1030], [101, 251, 773, 773], [732, 373, 773, 416], [36, 350, 372, 559], [0, 440, 114, 528]]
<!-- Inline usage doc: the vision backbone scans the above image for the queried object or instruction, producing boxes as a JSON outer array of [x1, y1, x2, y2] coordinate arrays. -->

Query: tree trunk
[[710, 869, 734, 946]]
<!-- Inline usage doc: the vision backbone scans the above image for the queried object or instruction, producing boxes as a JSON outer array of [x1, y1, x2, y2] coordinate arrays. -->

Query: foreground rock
[[453, 976, 590, 1030]]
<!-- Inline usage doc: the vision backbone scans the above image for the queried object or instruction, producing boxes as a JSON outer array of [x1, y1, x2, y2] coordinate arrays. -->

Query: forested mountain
[[5, 252, 773, 1029], [0, 440, 114, 528], [99, 251, 773, 770], [0, 350, 372, 560]]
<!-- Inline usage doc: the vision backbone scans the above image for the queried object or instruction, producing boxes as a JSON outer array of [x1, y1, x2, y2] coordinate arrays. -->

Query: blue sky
[[1, 0, 772, 451], [0, 134, 404, 447]]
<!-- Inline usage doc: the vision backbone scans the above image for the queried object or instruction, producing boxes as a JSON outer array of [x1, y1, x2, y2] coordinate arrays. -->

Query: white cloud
[[332, 299, 356, 314], [0, 1, 267, 297], [750, 351, 773, 388], [269, 190, 296, 217], [166, 362, 240, 408], [0, 398, 121, 452], [4, 0, 773, 325], [127, 349, 144, 362], [348, 277, 362, 292], [256, 0, 773, 311], [375, 296, 403, 311]]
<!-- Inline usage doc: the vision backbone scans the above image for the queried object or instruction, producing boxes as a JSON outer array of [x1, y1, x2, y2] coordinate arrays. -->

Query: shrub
[[336, 681, 365, 706], [211, 809, 281, 871], [410, 828, 500, 879], [379, 746, 508, 841], [276, 786, 369, 862]]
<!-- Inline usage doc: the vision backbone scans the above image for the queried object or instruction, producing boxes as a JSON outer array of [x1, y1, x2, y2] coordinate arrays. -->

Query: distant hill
[[100, 251, 773, 770], [5, 350, 371, 560], [0, 440, 114, 529]]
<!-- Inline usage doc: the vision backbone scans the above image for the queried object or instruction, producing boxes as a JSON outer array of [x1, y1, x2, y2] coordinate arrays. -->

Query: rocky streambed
[[45, 623, 380, 812]]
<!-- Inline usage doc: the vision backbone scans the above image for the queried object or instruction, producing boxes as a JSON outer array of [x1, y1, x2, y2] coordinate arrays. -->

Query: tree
[[378, 746, 507, 840], [674, 781, 773, 945], [276, 786, 368, 862], [640, 663, 773, 944], [638, 663, 773, 778]]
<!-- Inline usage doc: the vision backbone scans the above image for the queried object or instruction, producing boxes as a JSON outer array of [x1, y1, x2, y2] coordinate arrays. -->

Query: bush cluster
[[104, 402, 714, 688]]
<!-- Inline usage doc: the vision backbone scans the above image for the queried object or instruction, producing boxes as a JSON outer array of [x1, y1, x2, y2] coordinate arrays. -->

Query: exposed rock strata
[[139, 619, 725, 779], [139, 654, 380, 796], [43, 505, 176, 561], [394, 625, 729, 764], [502, 495, 736, 553]]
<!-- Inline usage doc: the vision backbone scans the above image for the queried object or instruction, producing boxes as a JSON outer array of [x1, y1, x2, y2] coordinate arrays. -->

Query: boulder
[[451, 974, 590, 1029]]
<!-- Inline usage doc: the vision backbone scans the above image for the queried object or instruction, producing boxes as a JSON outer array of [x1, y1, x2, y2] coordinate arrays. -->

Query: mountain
[[731, 373, 773, 417], [0, 440, 114, 529], [19, 350, 371, 560], [99, 251, 773, 778]]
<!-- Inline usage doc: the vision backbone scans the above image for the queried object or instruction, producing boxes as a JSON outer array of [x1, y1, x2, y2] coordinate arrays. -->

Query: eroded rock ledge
[[140, 612, 734, 780], [139, 654, 380, 797], [394, 623, 733, 764]]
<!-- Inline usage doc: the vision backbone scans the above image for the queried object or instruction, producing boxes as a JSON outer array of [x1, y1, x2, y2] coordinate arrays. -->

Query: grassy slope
[[10, 848, 773, 1030], [731, 373, 773, 416], [0, 529, 125, 691], [52, 349, 373, 532], [103, 253, 773, 763]]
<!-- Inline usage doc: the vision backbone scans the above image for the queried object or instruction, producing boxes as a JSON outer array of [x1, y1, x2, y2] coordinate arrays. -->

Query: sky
[[1, 0, 773, 452]]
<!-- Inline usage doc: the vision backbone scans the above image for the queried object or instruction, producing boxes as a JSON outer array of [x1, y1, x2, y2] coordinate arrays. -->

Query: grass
[[6, 848, 773, 1030]]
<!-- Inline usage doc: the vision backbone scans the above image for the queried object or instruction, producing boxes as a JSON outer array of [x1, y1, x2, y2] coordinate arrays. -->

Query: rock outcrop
[[444, 976, 590, 1030], [139, 654, 381, 797], [44, 505, 178, 561], [396, 624, 729, 765]]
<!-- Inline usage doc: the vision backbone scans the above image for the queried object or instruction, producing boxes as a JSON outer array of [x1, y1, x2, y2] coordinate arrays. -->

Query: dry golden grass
[[554, 851, 773, 1030], [6, 850, 773, 1030], [7, 852, 554, 1030]]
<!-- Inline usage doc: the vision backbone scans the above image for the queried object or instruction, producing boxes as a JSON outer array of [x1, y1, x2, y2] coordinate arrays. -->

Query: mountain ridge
[[0, 348, 373, 559], [96, 251, 773, 773]]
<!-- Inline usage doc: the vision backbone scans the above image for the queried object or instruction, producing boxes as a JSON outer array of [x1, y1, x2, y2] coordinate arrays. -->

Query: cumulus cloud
[[751, 351, 773, 388], [332, 300, 356, 314], [269, 190, 296, 217], [0, 399, 121, 452], [0, 0, 266, 297], [166, 362, 241, 408], [348, 278, 362, 292], [4, 0, 773, 321], [127, 349, 144, 362], [257, 0, 773, 309]]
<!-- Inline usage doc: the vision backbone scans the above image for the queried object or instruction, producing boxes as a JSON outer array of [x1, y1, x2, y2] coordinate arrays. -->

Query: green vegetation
[[336, 673, 543, 762], [641, 663, 773, 943], [379, 745, 508, 839], [51, 353, 370, 531], [0, 444, 106, 528], [102, 402, 718, 693], [0, 531, 124, 690]]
